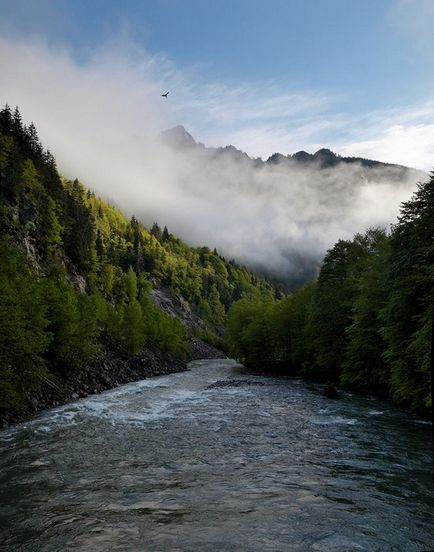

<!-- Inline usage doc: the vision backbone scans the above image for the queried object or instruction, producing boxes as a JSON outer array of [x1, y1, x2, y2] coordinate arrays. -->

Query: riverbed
[[0, 359, 433, 551]]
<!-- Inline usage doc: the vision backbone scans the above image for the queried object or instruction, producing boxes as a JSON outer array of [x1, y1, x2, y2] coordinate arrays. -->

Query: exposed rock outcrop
[[206, 378, 266, 390], [188, 337, 227, 361], [151, 284, 206, 330]]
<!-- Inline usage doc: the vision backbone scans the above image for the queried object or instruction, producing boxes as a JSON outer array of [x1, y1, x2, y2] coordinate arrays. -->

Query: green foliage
[[140, 292, 189, 357], [62, 179, 97, 274], [381, 175, 434, 411], [1, 104, 433, 417], [279, 283, 315, 373], [208, 284, 226, 326], [0, 135, 14, 172], [225, 286, 315, 371], [122, 299, 146, 356], [103, 267, 146, 357], [340, 229, 390, 394], [308, 236, 371, 381], [225, 296, 279, 367], [0, 104, 272, 412], [193, 326, 227, 351], [124, 266, 138, 302], [41, 268, 99, 373], [225, 199, 434, 415], [20, 160, 63, 259], [85, 190, 273, 321], [0, 240, 50, 407], [36, 193, 63, 259]]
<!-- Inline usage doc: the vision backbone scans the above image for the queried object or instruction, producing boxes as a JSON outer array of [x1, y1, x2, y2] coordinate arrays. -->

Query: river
[[0, 359, 433, 551]]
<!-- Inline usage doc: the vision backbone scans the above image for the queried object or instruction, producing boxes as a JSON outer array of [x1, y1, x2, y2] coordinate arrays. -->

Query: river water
[[0, 359, 433, 551]]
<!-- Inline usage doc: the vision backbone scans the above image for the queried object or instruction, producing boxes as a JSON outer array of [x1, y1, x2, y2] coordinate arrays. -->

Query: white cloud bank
[[0, 34, 429, 283]]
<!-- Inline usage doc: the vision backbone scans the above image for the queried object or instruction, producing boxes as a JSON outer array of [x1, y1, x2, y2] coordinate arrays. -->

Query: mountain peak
[[312, 148, 339, 167], [267, 153, 288, 165], [160, 125, 197, 148], [215, 144, 251, 162], [292, 150, 311, 162]]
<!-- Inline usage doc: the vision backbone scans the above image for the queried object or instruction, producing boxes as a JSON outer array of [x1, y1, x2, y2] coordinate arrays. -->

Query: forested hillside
[[2, 102, 431, 420], [225, 177, 434, 415], [0, 105, 273, 412]]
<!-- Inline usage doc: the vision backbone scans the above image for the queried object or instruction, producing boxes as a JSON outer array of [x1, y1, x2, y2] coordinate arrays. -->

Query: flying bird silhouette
[[161, 91, 169, 98]]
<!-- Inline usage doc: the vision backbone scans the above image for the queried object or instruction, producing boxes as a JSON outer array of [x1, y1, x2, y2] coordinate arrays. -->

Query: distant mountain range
[[158, 124, 425, 288], [161, 125, 411, 173]]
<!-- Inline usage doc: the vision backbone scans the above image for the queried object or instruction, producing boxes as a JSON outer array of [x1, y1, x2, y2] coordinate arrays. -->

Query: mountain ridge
[[161, 125, 412, 171]]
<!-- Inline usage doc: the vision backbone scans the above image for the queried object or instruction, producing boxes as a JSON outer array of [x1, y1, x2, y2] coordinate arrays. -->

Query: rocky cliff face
[[150, 283, 206, 330]]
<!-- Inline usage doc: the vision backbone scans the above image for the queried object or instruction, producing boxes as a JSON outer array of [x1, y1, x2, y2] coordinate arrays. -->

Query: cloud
[[178, 82, 332, 127], [159, 78, 337, 160], [170, 76, 434, 171], [324, 99, 434, 172], [337, 122, 434, 172], [0, 34, 427, 285]]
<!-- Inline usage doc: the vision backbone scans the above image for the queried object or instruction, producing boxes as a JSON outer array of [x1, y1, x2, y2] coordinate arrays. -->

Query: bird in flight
[[161, 91, 169, 98]]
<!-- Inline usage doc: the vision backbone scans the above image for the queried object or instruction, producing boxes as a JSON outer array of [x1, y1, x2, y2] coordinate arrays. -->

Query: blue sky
[[1, 0, 434, 168]]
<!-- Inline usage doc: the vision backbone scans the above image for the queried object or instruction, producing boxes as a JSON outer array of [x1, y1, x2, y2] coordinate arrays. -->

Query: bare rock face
[[160, 125, 199, 149], [189, 338, 227, 361], [151, 285, 206, 330], [22, 236, 43, 273], [66, 273, 87, 294]]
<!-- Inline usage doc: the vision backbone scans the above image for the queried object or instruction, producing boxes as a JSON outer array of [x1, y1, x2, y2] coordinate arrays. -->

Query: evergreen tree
[[62, 179, 96, 274], [122, 299, 145, 356], [0, 240, 50, 407], [382, 175, 434, 411], [340, 229, 390, 394], [42, 267, 99, 373], [208, 284, 226, 326], [162, 225, 170, 241], [150, 222, 162, 241]]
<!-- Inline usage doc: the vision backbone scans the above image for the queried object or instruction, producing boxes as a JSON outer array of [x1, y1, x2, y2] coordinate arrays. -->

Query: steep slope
[[0, 105, 274, 424]]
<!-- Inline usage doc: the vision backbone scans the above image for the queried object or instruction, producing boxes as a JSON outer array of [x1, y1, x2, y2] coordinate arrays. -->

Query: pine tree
[[162, 225, 170, 241], [382, 175, 434, 411], [340, 229, 390, 394], [150, 222, 162, 241]]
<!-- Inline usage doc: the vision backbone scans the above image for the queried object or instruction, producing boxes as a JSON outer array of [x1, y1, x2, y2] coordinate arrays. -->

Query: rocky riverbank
[[189, 337, 227, 361], [0, 338, 226, 429]]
